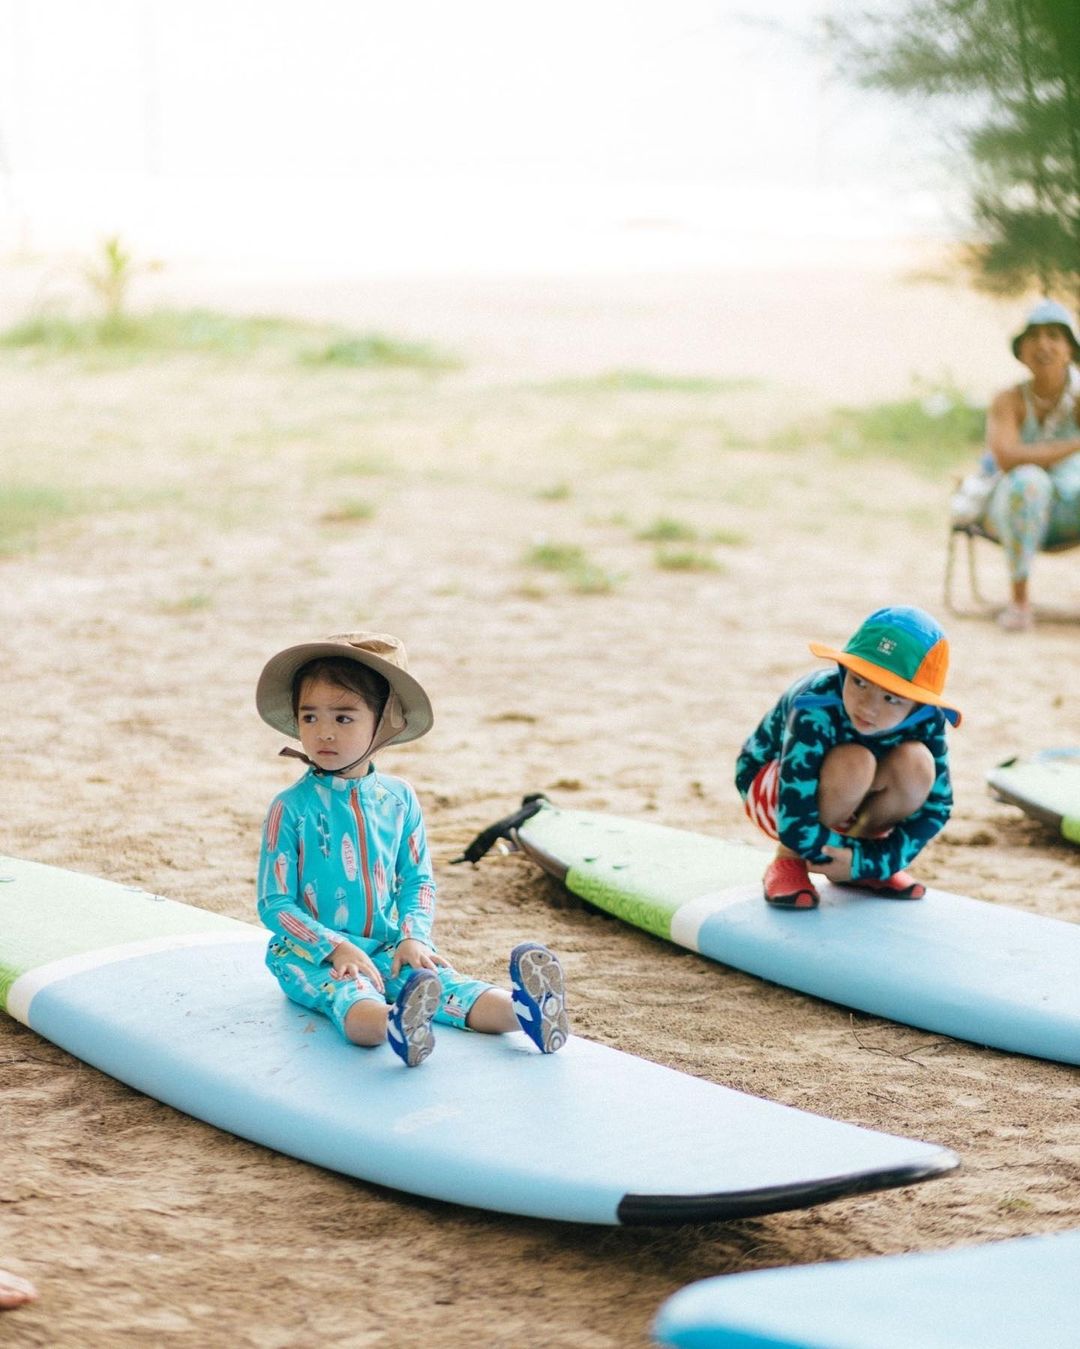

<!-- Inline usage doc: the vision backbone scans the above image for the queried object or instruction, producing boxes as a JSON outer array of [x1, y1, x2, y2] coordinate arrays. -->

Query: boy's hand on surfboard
[[815, 846, 854, 883], [391, 939, 446, 978], [329, 940, 385, 992]]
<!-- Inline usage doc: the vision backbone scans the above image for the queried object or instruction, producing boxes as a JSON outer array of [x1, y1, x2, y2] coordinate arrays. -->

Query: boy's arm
[[735, 701, 785, 797], [848, 723, 953, 881], [391, 789, 436, 948], [257, 800, 343, 963]]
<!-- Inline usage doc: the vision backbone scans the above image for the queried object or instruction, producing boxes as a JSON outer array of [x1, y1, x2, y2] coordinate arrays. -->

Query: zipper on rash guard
[[348, 791, 377, 936]]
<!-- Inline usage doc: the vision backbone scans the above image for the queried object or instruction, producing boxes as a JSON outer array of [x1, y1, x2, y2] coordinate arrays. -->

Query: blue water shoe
[[387, 969, 441, 1067], [510, 943, 569, 1053]]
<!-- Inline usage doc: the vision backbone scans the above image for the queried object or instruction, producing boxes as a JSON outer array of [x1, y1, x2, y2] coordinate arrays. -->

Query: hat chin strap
[[278, 693, 407, 777]]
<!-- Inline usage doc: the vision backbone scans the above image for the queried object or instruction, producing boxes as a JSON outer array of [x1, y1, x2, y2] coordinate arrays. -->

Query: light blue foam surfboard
[[0, 855, 958, 1226], [987, 748, 1080, 844], [652, 1228, 1080, 1348], [461, 798, 1080, 1067]]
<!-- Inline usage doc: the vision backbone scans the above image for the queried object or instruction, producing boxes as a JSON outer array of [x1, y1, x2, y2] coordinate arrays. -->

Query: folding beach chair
[[944, 518, 1080, 616]]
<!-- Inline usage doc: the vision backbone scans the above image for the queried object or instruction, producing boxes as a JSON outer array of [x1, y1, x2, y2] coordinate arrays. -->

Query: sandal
[[763, 856, 819, 909], [997, 602, 1034, 632], [840, 871, 926, 900]]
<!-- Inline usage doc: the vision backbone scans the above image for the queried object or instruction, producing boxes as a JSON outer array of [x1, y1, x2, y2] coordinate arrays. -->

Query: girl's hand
[[815, 845, 854, 883], [329, 940, 385, 993], [390, 939, 447, 978]]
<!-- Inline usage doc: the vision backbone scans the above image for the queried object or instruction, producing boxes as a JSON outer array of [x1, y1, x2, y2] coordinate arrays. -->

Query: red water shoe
[[842, 871, 926, 900], [763, 856, 820, 909]]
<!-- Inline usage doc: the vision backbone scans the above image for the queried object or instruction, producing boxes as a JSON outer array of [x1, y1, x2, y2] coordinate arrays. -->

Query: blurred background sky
[[0, 0, 951, 278]]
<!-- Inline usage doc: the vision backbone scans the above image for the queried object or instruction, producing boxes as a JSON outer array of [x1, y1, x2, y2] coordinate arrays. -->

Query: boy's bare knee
[[879, 742, 935, 814], [344, 1001, 388, 1047], [819, 743, 876, 820], [825, 743, 876, 773], [889, 740, 935, 786]]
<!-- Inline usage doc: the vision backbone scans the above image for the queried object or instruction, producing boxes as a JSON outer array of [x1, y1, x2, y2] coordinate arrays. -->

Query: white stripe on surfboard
[[669, 885, 760, 951], [6, 927, 266, 1025]]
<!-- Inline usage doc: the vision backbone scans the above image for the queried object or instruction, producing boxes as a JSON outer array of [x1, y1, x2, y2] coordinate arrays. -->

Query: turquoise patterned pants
[[266, 936, 493, 1038], [983, 466, 1080, 582]]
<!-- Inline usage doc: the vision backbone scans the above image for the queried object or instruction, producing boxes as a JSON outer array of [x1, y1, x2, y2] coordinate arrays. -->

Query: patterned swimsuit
[[257, 765, 490, 1036], [981, 367, 1080, 582]]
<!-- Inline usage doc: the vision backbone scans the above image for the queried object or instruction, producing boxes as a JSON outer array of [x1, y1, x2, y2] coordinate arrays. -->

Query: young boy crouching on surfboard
[[735, 606, 961, 909], [255, 632, 570, 1065]]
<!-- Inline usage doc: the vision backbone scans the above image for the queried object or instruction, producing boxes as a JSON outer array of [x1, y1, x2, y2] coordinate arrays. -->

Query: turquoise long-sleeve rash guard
[[257, 764, 435, 962]]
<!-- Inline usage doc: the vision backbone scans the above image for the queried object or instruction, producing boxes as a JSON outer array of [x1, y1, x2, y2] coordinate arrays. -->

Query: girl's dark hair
[[292, 657, 389, 720]]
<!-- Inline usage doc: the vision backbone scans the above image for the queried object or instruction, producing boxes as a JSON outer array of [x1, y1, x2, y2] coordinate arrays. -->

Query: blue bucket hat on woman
[[1011, 299, 1080, 361]]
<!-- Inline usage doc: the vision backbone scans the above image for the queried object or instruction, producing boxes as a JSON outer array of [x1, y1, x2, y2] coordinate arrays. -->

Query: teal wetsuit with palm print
[[735, 669, 953, 883]]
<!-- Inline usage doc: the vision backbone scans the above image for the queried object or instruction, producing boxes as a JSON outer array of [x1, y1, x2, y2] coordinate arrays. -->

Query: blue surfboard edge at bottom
[[652, 1228, 1080, 1349], [19, 938, 959, 1227], [0, 848, 961, 1228]]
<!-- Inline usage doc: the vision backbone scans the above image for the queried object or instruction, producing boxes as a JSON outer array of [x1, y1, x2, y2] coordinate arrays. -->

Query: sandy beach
[[1, 258, 1078, 1348]]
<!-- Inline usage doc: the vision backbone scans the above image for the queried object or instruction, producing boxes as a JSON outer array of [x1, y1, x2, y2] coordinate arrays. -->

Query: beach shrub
[[567, 562, 622, 594], [1, 307, 460, 371], [0, 484, 78, 555], [1, 309, 312, 357], [334, 452, 397, 477], [83, 235, 151, 323], [522, 540, 622, 594], [539, 369, 761, 395], [825, 384, 985, 475], [523, 541, 588, 572], [705, 526, 747, 546], [301, 334, 460, 371], [654, 546, 724, 573], [320, 499, 377, 524], [157, 592, 214, 615], [535, 482, 572, 501], [635, 516, 698, 542]]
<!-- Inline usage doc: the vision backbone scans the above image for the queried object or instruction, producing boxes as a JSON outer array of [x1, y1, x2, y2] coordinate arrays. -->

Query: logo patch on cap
[[876, 637, 896, 655]]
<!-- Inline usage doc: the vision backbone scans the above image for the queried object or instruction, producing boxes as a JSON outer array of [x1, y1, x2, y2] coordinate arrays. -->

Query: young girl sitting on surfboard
[[735, 606, 961, 909], [255, 632, 570, 1065]]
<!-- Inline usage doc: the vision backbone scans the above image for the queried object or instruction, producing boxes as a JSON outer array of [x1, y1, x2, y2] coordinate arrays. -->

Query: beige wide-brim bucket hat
[[256, 632, 434, 748]]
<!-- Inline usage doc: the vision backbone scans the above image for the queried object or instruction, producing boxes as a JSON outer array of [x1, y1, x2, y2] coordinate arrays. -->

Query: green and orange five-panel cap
[[809, 606, 961, 726]]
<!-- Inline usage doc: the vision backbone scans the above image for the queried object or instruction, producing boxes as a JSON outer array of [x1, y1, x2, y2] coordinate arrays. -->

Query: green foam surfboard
[[462, 796, 1080, 1066], [987, 749, 1080, 844]]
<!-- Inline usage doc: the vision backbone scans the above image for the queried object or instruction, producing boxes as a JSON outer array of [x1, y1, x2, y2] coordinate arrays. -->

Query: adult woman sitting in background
[[980, 299, 1080, 631]]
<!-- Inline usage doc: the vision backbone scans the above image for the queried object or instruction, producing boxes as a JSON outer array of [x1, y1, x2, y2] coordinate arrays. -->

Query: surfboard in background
[[987, 749, 1080, 844], [460, 797, 1080, 1067], [0, 854, 958, 1226], [652, 1228, 1080, 1348]]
